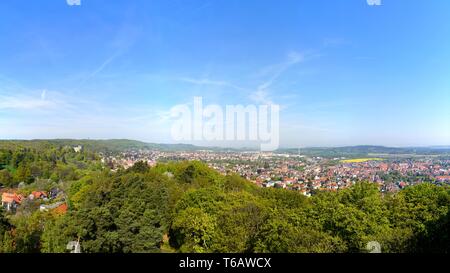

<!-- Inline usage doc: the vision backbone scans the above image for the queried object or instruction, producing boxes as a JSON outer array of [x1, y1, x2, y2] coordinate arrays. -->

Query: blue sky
[[0, 0, 449, 148]]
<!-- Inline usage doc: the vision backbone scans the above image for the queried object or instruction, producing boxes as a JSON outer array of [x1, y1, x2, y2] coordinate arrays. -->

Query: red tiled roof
[[437, 176, 450, 181], [1, 192, 23, 204], [32, 191, 47, 199], [53, 203, 68, 215]]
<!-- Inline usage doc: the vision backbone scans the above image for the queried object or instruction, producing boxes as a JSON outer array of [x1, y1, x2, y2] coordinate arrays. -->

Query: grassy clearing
[[340, 158, 384, 163]]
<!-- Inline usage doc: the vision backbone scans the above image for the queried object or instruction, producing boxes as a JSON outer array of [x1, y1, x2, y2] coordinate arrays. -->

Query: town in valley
[[100, 146, 450, 196]]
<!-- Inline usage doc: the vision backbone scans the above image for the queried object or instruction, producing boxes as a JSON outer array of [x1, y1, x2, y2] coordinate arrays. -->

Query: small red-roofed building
[[1, 192, 24, 212], [53, 203, 68, 215], [436, 176, 450, 182], [40, 201, 68, 215], [32, 191, 48, 199]]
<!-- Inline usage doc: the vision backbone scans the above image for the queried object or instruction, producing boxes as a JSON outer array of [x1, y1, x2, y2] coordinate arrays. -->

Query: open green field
[[340, 158, 384, 163]]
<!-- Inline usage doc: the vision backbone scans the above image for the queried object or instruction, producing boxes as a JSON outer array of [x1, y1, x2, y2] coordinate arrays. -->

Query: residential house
[[73, 145, 83, 153], [2, 192, 24, 212], [40, 201, 67, 213], [30, 191, 48, 200]]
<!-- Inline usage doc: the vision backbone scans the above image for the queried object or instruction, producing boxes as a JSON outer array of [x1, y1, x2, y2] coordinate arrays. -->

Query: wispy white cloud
[[258, 52, 304, 91], [179, 51, 305, 107], [79, 52, 122, 86], [79, 23, 141, 86], [0, 86, 97, 114], [179, 77, 248, 92], [0, 92, 56, 110], [89, 52, 120, 79], [248, 90, 274, 105], [249, 51, 304, 105], [256, 51, 303, 91], [41, 89, 47, 100]]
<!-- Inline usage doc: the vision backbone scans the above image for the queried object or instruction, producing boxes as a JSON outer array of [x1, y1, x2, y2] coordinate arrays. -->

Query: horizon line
[[0, 138, 449, 150]]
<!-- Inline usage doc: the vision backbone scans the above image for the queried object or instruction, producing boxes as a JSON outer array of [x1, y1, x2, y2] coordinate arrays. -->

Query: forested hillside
[[0, 139, 203, 154], [0, 143, 449, 253]]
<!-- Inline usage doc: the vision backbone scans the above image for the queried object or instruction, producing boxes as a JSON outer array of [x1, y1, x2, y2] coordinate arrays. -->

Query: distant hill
[[0, 139, 205, 153], [278, 145, 450, 158], [0, 140, 449, 157]]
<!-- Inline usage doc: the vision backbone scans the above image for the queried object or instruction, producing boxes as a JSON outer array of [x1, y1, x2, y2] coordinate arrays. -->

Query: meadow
[[341, 158, 384, 163]]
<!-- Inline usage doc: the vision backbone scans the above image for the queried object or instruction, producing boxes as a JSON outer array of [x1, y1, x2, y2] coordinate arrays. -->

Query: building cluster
[[1, 187, 67, 214], [102, 150, 450, 196]]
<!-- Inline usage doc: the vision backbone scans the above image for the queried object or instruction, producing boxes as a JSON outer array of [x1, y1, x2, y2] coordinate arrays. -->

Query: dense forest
[[0, 139, 203, 154], [0, 141, 449, 253]]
